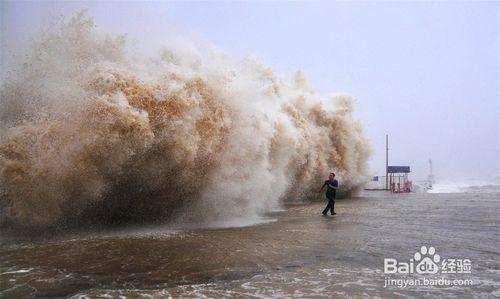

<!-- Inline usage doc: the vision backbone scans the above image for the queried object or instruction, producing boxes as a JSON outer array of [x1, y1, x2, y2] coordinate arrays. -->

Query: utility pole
[[386, 134, 389, 190]]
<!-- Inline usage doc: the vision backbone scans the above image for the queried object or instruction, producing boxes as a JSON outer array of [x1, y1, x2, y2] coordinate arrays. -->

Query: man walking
[[319, 172, 339, 215]]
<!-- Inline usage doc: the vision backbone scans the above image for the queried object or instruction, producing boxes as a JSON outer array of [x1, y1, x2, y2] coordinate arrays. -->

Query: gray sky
[[1, 1, 499, 182]]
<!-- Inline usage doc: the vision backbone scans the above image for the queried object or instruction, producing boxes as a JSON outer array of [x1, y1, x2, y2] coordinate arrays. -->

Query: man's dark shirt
[[324, 179, 339, 199]]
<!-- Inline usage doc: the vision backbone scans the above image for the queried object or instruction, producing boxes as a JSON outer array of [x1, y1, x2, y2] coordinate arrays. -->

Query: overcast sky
[[2, 1, 499, 182]]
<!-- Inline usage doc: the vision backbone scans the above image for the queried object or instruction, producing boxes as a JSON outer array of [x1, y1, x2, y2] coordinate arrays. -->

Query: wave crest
[[0, 12, 371, 228]]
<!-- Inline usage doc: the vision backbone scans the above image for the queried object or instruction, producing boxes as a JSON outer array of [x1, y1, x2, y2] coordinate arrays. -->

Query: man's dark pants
[[322, 196, 335, 215]]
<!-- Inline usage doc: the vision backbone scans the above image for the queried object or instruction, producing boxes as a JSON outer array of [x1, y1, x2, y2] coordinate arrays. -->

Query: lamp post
[[386, 134, 389, 190]]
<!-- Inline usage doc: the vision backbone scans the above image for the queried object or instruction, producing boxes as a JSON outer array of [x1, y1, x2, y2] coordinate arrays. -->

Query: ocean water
[[0, 12, 370, 230], [1, 10, 498, 299], [1, 187, 499, 298]]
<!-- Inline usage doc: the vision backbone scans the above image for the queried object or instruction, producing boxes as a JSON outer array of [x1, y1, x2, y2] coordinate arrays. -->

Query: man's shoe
[[332, 212, 337, 215], [322, 212, 327, 216]]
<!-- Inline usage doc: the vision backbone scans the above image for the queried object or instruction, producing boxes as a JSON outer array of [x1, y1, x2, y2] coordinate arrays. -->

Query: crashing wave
[[0, 12, 371, 229]]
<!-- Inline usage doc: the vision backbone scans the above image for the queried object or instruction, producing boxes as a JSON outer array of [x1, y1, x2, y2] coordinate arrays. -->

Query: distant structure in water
[[365, 134, 413, 192], [425, 159, 435, 190]]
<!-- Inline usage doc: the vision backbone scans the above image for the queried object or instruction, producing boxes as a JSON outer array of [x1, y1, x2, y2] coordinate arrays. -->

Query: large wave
[[426, 181, 500, 194], [0, 12, 371, 229]]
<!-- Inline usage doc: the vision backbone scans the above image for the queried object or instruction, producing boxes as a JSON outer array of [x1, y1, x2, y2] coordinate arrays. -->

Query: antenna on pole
[[386, 134, 389, 190]]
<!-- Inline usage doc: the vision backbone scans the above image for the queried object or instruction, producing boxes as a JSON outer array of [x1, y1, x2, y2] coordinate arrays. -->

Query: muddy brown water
[[1, 191, 499, 298]]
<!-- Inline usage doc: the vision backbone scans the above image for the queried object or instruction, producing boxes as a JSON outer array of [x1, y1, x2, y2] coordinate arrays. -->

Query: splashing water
[[0, 12, 371, 229]]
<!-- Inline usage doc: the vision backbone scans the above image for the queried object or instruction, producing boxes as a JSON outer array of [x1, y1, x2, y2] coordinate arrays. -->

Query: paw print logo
[[414, 246, 440, 274]]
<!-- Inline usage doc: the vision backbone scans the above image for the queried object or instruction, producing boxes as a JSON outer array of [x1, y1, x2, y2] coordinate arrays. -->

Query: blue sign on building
[[387, 166, 411, 173]]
